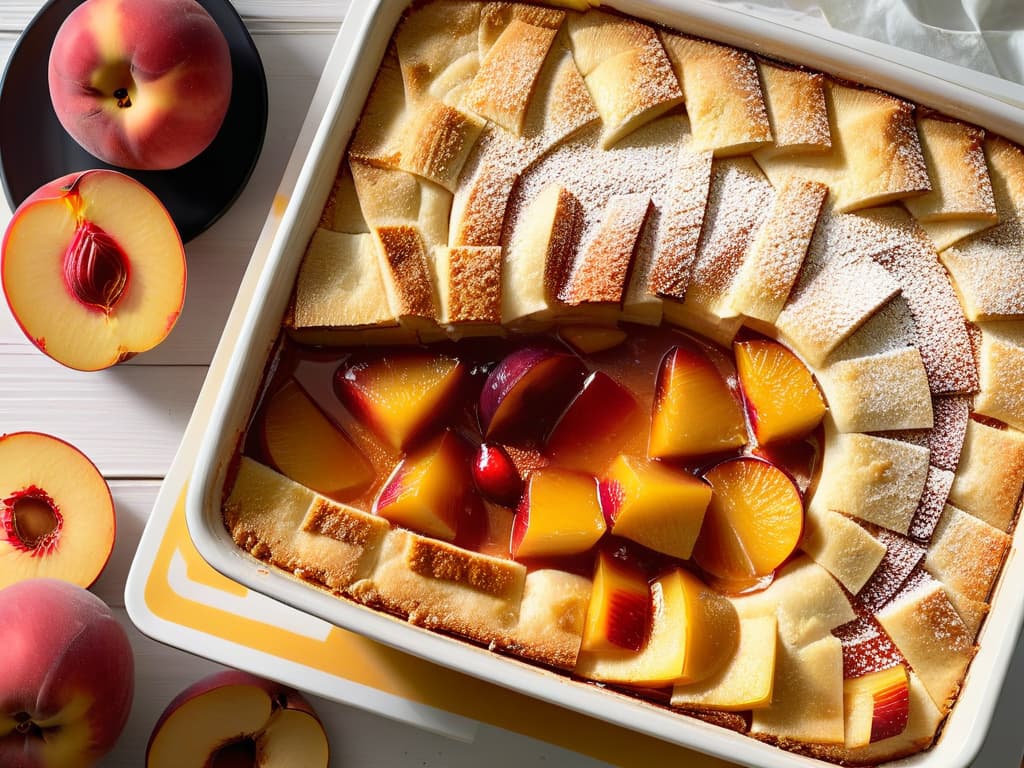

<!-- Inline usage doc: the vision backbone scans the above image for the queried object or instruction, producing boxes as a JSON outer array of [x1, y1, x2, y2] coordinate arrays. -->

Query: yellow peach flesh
[[2, 172, 185, 370], [735, 339, 825, 444], [604, 454, 711, 560], [0, 433, 114, 589], [262, 380, 374, 500], [515, 469, 605, 558]]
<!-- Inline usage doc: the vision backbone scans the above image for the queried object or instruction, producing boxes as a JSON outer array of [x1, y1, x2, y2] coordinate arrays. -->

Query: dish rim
[[185, 2, 1024, 766]]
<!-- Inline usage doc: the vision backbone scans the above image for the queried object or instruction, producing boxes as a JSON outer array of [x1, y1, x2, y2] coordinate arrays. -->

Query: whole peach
[[0, 579, 134, 768], [47, 0, 232, 170]]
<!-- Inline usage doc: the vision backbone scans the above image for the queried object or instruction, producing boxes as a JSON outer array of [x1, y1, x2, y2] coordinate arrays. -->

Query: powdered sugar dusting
[[833, 616, 905, 679], [855, 529, 927, 613], [885, 394, 971, 473], [681, 158, 774, 315], [503, 119, 690, 287], [907, 466, 956, 543]]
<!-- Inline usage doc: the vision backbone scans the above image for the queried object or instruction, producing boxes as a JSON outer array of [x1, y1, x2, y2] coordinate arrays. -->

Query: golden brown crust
[[757, 60, 830, 151], [905, 116, 997, 223], [465, 19, 560, 135], [646, 143, 713, 300], [290, 230, 397, 331], [726, 175, 828, 323], [560, 192, 651, 305], [756, 81, 930, 212], [661, 32, 772, 156], [375, 225, 439, 320], [225, 458, 388, 592], [925, 504, 1010, 602], [441, 245, 504, 324], [450, 159, 519, 247], [877, 580, 976, 712]]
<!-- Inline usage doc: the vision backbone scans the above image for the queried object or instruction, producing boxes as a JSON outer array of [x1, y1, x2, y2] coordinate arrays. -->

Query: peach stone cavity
[[1, 170, 186, 371]]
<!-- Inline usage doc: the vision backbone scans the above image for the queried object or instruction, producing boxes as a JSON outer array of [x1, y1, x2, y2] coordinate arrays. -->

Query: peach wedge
[[735, 338, 826, 444], [693, 457, 803, 585], [843, 664, 911, 748], [575, 567, 739, 686], [374, 430, 470, 541], [512, 468, 606, 559], [600, 454, 712, 560], [335, 352, 464, 451], [2, 170, 186, 370], [581, 549, 651, 653], [0, 432, 115, 589], [648, 344, 747, 460], [261, 379, 374, 501]]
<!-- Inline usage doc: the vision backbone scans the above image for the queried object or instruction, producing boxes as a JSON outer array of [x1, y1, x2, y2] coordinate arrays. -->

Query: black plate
[[0, 0, 268, 243]]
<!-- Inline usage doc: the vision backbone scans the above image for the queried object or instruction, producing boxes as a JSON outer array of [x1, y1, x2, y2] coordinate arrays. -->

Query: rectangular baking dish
[[186, 2, 1024, 766]]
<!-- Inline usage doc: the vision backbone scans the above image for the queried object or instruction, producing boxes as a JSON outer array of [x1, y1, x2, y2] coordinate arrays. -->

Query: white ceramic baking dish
[[186, 2, 1024, 766]]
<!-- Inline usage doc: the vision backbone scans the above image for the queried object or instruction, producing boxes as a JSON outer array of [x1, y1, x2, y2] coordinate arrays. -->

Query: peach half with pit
[[146, 670, 329, 768], [0, 432, 115, 590], [1, 170, 186, 371], [48, 0, 232, 170], [0, 578, 134, 768]]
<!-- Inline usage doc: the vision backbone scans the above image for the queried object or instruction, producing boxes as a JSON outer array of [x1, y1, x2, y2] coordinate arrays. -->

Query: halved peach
[[693, 457, 803, 583], [648, 344, 747, 460], [478, 346, 587, 442], [575, 567, 739, 686], [735, 338, 826, 444], [581, 549, 651, 653], [600, 454, 711, 560], [843, 664, 911, 748], [335, 351, 464, 450], [374, 430, 470, 541], [2, 170, 186, 370], [147, 670, 329, 768], [511, 468, 606, 559], [261, 379, 374, 500], [0, 432, 114, 589], [545, 371, 641, 473]]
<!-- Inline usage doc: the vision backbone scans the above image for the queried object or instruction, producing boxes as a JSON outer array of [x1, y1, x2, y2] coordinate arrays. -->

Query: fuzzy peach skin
[[47, 0, 232, 170], [0, 579, 134, 768]]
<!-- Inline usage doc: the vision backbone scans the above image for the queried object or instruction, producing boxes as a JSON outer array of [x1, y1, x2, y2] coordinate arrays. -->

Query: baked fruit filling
[[222, 1, 1024, 763]]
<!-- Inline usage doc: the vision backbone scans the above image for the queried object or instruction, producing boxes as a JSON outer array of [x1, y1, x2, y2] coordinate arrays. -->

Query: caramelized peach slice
[[335, 352, 463, 451], [545, 371, 641, 474], [693, 457, 803, 583], [575, 567, 738, 686], [648, 345, 746, 460], [261, 380, 374, 500], [581, 549, 651, 653], [735, 338, 826, 444], [373, 430, 470, 541], [600, 454, 711, 560], [843, 664, 911, 748], [479, 346, 587, 441], [512, 468, 606, 558]]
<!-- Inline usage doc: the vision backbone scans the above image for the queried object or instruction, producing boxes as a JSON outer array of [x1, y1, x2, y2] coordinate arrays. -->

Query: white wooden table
[[1, 3, 1023, 767]]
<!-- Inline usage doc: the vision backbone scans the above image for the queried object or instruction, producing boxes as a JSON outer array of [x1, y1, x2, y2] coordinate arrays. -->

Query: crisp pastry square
[[947, 417, 1024, 531], [813, 429, 931, 535]]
